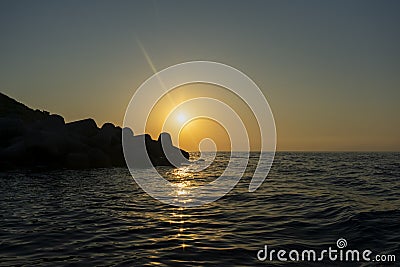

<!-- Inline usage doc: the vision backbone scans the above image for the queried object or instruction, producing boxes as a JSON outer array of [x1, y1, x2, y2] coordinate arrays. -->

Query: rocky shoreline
[[0, 92, 189, 170]]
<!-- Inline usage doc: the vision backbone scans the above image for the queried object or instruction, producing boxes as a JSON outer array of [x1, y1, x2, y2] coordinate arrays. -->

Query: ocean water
[[0, 152, 399, 266]]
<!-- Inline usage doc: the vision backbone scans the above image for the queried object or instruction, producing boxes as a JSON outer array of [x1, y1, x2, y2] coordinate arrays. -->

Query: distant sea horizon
[[187, 150, 400, 153]]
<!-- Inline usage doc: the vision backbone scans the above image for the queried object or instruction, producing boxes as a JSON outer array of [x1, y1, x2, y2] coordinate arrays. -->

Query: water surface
[[0, 152, 399, 266]]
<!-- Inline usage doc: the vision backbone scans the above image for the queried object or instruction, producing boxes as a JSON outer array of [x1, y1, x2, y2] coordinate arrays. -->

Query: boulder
[[0, 139, 27, 161], [123, 134, 154, 168], [65, 153, 90, 169], [157, 132, 173, 148], [101, 122, 115, 132], [32, 114, 65, 131], [109, 144, 125, 167], [180, 149, 190, 160], [91, 123, 121, 150], [88, 148, 112, 168], [23, 130, 67, 166], [122, 127, 134, 138], [0, 92, 190, 170], [0, 118, 26, 144], [66, 119, 98, 137]]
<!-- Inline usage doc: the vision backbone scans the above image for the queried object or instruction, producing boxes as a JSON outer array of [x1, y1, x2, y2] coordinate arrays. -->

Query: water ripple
[[0, 152, 399, 266]]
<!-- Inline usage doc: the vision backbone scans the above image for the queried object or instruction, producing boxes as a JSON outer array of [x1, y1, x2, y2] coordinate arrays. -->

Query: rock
[[33, 114, 65, 131], [88, 148, 112, 168], [92, 131, 113, 150], [122, 127, 134, 138], [157, 132, 190, 165], [109, 144, 125, 167], [0, 92, 190, 170], [158, 132, 173, 147], [66, 119, 98, 137], [0, 139, 27, 162], [91, 123, 121, 150], [180, 149, 190, 160], [101, 122, 115, 131], [0, 118, 26, 144], [65, 153, 90, 169], [23, 130, 67, 167], [0, 93, 48, 122], [111, 126, 122, 146]]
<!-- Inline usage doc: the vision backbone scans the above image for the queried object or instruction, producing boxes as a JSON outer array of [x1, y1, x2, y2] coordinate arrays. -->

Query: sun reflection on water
[[170, 206, 195, 250], [169, 166, 196, 205], [157, 160, 222, 251], [167, 166, 198, 249]]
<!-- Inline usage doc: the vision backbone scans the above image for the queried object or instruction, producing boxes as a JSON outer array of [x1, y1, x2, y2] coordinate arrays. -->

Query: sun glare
[[177, 113, 186, 124]]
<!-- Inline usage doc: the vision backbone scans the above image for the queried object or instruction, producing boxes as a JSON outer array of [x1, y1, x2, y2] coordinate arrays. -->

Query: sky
[[0, 0, 399, 151]]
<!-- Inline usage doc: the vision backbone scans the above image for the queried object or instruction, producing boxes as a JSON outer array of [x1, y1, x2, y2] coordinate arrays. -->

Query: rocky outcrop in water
[[0, 92, 189, 170]]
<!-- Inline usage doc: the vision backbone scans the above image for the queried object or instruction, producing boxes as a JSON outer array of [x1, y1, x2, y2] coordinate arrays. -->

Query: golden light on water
[[176, 188, 188, 196], [168, 168, 196, 250], [172, 170, 194, 203]]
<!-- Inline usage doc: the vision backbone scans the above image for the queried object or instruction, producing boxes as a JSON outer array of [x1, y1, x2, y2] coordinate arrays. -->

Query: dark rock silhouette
[[0, 92, 189, 170]]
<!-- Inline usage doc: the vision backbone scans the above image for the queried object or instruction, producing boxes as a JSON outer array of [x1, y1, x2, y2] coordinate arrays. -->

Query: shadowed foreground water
[[0, 152, 399, 266]]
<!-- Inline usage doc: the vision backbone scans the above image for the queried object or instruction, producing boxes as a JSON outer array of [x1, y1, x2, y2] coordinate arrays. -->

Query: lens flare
[[123, 61, 276, 207], [177, 113, 186, 124]]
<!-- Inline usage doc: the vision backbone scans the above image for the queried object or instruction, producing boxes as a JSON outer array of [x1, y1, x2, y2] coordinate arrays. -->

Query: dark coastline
[[0, 92, 189, 171]]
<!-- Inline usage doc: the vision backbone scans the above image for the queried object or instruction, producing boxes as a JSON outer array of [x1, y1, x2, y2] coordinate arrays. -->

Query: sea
[[0, 152, 399, 266]]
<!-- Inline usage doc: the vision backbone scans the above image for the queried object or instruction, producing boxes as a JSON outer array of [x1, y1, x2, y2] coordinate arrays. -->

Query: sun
[[177, 113, 186, 124]]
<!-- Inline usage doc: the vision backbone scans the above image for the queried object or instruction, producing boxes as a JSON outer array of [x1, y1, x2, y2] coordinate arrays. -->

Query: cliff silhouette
[[0, 92, 189, 170]]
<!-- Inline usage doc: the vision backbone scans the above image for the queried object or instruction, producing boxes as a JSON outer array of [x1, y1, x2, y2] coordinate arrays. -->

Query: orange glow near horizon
[[144, 83, 261, 152], [179, 118, 231, 152]]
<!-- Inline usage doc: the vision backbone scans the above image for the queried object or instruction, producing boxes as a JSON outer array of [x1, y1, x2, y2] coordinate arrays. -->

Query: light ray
[[136, 38, 177, 139]]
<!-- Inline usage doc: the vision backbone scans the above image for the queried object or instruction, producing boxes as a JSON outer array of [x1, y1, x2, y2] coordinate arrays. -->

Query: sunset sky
[[1, 0, 399, 151]]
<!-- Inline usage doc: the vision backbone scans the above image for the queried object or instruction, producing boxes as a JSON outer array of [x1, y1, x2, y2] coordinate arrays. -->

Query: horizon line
[[187, 150, 400, 153]]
